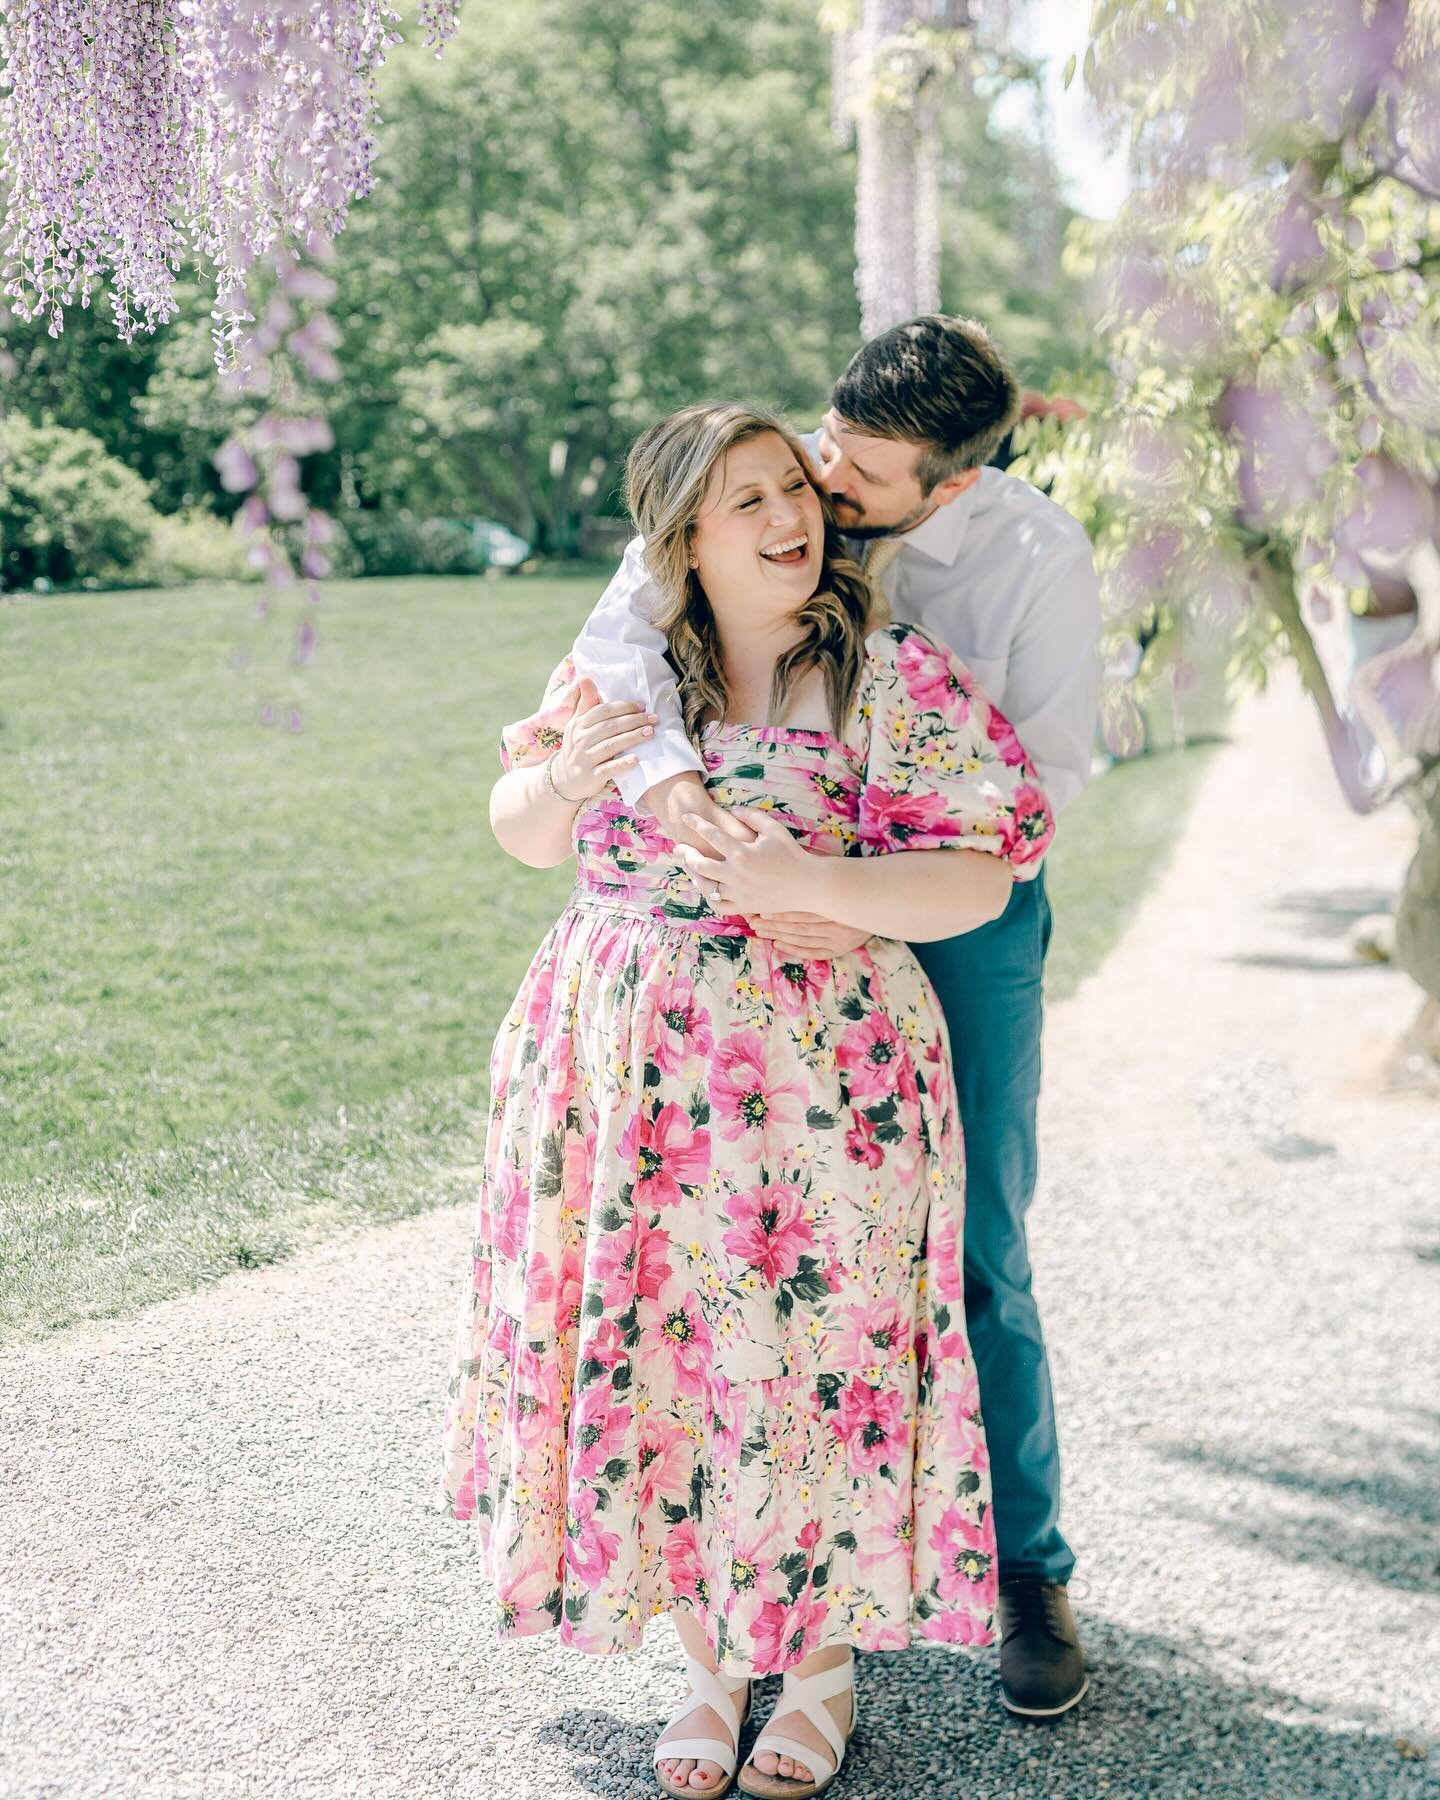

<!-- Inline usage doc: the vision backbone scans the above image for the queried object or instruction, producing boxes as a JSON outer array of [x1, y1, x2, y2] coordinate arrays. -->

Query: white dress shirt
[[571, 450, 1103, 818]]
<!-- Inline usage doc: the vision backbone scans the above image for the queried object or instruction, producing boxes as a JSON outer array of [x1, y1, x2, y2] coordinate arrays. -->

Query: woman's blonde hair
[[623, 401, 878, 744]]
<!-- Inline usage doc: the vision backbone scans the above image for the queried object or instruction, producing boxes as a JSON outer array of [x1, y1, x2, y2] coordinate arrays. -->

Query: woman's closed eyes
[[737, 480, 807, 510]]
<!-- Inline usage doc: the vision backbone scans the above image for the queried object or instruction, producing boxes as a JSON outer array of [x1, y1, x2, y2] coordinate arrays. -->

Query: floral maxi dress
[[439, 623, 1054, 1675]]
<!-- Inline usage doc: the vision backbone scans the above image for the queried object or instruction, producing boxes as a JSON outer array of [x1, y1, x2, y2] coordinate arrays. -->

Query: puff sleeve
[[498, 655, 580, 773], [855, 625, 1055, 880]]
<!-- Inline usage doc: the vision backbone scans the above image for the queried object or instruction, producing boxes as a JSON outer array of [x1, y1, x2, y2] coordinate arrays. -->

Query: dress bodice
[[502, 622, 1055, 938], [571, 724, 862, 935]]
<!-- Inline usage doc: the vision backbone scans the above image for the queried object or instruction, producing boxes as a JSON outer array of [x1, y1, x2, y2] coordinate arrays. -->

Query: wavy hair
[[622, 401, 879, 746]]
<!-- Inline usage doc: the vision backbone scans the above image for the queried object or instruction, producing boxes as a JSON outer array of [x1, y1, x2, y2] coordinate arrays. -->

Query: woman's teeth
[[760, 534, 807, 565]]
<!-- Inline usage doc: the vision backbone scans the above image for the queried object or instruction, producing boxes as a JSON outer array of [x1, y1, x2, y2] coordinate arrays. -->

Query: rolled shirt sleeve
[[570, 535, 704, 808]]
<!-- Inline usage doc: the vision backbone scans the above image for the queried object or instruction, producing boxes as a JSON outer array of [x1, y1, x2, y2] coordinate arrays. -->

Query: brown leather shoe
[[997, 1579, 1088, 1718]]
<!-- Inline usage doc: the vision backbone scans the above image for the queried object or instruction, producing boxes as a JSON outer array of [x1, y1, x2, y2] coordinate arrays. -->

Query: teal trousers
[[912, 867, 1074, 1585]]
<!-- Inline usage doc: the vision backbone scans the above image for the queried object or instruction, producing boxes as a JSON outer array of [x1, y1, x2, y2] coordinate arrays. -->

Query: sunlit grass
[[1, 575, 1217, 1342]]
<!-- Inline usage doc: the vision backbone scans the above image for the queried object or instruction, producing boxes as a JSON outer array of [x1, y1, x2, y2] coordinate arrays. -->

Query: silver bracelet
[[544, 756, 584, 806]]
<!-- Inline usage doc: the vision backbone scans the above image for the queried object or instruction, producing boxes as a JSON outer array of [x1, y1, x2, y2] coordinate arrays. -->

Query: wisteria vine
[[1013, 0, 1440, 794], [0, 0, 461, 718]]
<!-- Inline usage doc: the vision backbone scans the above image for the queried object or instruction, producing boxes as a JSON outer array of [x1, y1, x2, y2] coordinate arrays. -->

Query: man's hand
[[642, 770, 756, 858], [747, 911, 874, 961]]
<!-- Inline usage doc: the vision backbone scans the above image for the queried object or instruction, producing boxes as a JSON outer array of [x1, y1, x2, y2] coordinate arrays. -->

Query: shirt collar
[[892, 472, 982, 567]]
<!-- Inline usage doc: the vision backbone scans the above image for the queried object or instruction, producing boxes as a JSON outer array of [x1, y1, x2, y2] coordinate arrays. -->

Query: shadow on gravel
[[1156, 1429, 1440, 1597], [538, 1619, 1431, 1798], [1269, 885, 1397, 941], [1225, 950, 1377, 974], [1220, 883, 1406, 977]]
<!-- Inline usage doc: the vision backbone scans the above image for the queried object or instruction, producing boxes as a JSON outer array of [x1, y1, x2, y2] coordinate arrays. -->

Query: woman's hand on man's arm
[[489, 679, 655, 868]]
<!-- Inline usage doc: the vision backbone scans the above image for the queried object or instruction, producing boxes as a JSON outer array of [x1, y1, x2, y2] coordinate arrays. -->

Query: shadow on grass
[[539, 1617, 1431, 1798]]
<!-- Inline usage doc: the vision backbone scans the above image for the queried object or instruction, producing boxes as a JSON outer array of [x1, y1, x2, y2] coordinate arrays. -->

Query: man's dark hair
[[830, 314, 1021, 494]]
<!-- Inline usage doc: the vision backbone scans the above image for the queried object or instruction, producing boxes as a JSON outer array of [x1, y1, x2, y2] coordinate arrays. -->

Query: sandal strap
[[654, 1657, 751, 1776], [748, 1658, 854, 1779]]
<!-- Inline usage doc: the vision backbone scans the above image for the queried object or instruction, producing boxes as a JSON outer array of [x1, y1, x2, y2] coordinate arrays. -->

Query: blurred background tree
[[1009, 0, 1440, 1044], [0, 0, 1088, 583]]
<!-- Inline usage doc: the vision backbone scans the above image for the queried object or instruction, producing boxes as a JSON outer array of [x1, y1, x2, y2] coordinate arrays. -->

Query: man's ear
[[926, 467, 983, 511]]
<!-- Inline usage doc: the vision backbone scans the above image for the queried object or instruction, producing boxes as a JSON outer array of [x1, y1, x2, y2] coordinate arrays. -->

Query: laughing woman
[[439, 402, 1053, 1799]]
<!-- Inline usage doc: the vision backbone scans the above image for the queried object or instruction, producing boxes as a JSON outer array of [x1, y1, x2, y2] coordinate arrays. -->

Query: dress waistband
[[566, 880, 751, 939]]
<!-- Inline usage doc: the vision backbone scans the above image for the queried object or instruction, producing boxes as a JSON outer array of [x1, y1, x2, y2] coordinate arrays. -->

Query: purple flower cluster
[[1030, 1, 1440, 793], [0, 0, 459, 718], [0, 2, 462, 353]]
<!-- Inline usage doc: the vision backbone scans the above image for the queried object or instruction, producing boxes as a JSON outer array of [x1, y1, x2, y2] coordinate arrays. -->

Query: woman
[[439, 402, 1054, 1798]]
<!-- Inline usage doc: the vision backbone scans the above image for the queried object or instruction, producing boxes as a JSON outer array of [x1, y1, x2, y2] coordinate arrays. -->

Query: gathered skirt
[[438, 897, 998, 1673]]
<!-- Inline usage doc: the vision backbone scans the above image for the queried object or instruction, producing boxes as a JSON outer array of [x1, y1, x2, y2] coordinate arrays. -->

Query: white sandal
[[654, 1653, 754, 1798], [737, 1654, 857, 1798]]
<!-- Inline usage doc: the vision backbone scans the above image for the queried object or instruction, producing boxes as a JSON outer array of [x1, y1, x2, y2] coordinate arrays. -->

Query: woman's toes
[[752, 1750, 779, 1774], [688, 1763, 723, 1789]]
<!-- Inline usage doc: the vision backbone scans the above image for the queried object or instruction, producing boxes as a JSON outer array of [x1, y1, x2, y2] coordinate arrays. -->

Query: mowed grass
[[1044, 739, 1219, 1004], [1, 576, 1216, 1343]]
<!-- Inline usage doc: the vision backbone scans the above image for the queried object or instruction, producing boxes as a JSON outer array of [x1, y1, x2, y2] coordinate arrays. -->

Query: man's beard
[[831, 495, 936, 540]]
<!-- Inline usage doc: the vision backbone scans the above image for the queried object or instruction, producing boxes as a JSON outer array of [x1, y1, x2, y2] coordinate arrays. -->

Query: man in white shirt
[[572, 315, 1101, 1717]]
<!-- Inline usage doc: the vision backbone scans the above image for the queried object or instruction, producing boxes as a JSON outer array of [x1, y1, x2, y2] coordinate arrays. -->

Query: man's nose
[[820, 454, 851, 495]]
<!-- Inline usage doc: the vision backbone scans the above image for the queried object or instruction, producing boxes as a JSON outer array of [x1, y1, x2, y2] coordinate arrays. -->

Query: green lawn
[[1045, 739, 1218, 1003], [1, 576, 1216, 1343]]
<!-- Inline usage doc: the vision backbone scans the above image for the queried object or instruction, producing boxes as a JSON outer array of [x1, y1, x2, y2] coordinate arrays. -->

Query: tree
[[1013, 0, 1440, 1043], [827, 0, 1039, 337], [114, 0, 864, 557], [360, 15, 1090, 530]]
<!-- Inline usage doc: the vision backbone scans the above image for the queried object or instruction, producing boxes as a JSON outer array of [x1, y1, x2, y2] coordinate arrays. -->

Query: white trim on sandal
[[655, 1654, 754, 1799], [737, 1654, 857, 1799]]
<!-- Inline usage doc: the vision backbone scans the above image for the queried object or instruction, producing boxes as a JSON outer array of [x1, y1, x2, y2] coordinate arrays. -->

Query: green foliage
[[338, 509, 493, 578], [131, 506, 262, 587], [0, 416, 160, 590], [130, 294, 257, 513], [0, 293, 168, 489], [939, 82, 1095, 387], [0, 2, 1095, 563]]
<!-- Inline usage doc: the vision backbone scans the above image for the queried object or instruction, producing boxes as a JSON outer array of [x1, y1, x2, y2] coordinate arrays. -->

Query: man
[[572, 314, 1100, 1717]]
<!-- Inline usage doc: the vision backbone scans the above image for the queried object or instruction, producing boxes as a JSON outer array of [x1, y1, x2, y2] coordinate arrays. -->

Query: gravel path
[[4, 672, 1438, 1800]]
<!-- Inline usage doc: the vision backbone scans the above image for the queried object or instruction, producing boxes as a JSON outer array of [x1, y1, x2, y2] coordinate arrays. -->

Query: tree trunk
[[1395, 772, 1440, 1010], [839, 1, 974, 336], [1258, 540, 1440, 1040], [856, 0, 928, 333]]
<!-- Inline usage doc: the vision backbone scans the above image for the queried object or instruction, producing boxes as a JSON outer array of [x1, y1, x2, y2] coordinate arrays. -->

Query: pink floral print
[[439, 624, 1054, 1673]]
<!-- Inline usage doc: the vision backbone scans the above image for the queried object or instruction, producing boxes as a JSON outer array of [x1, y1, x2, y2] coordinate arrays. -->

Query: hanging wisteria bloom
[[0, 0, 463, 354], [1007, 0, 1440, 1039], [0, 0, 461, 712], [1015, 0, 1440, 779]]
